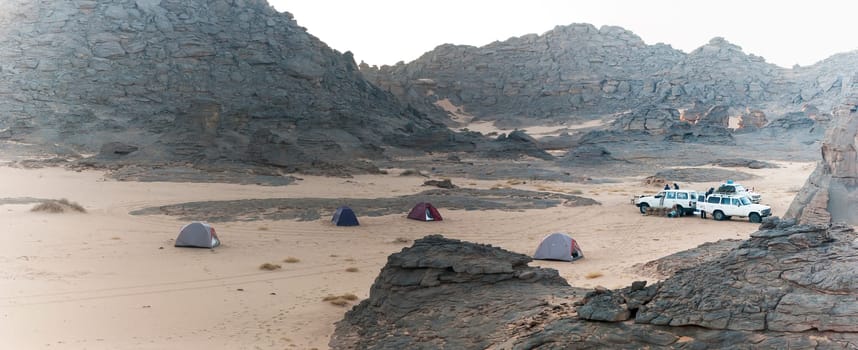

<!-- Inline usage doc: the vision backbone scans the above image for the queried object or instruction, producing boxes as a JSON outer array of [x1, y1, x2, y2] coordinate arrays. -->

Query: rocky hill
[[0, 0, 472, 175], [361, 23, 858, 129]]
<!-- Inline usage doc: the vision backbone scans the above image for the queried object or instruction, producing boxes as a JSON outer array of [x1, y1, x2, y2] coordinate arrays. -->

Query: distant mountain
[[0, 0, 463, 174], [361, 23, 858, 123]]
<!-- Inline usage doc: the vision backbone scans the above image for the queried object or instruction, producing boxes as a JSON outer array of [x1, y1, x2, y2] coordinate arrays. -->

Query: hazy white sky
[[270, 0, 857, 68]]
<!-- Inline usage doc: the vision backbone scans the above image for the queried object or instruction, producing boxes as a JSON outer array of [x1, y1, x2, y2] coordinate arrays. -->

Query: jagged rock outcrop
[[334, 222, 858, 349], [635, 221, 858, 332], [330, 235, 578, 349], [786, 100, 858, 225], [0, 0, 471, 174], [578, 105, 735, 145]]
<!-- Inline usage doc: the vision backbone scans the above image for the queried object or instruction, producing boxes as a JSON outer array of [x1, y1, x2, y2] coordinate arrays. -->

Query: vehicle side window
[[677, 192, 688, 199], [690, 193, 696, 200], [721, 197, 731, 205], [732, 198, 740, 206], [666, 192, 676, 199], [708, 196, 720, 203]]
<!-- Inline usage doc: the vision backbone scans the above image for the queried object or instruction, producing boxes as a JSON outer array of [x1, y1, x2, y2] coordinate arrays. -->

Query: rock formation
[[362, 24, 858, 147], [330, 235, 580, 349], [334, 221, 858, 349], [786, 99, 858, 225], [361, 27, 802, 120], [0, 0, 472, 174]]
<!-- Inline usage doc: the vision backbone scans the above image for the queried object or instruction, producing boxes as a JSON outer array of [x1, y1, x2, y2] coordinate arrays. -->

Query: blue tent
[[332, 206, 359, 226]]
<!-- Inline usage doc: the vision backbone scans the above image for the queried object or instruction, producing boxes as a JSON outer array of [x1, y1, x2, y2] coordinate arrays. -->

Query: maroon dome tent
[[407, 202, 443, 221]]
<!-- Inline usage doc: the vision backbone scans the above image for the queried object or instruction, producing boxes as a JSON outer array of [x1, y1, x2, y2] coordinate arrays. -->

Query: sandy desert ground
[[0, 161, 815, 349]]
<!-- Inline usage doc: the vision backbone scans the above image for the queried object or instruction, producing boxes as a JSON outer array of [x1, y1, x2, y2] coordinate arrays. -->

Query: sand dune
[[0, 162, 813, 349]]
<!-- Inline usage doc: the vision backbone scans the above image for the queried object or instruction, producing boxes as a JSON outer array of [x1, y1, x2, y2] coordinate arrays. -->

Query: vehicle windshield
[[740, 197, 751, 206]]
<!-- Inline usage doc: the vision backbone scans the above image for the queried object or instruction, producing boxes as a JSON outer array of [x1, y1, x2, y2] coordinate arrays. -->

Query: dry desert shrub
[[322, 293, 359, 306], [399, 169, 427, 177], [506, 179, 526, 185], [31, 199, 86, 213], [257, 226, 269, 231], [345, 267, 359, 272], [259, 263, 282, 271], [585, 271, 604, 279], [283, 257, 300, 263], [392, 237, 410, 244]]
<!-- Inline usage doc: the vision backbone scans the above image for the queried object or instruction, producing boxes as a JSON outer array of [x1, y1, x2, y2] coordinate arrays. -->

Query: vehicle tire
[[749, 212, 762, 223], [713, 210, 725, 221], [639, 203, 649, 214]]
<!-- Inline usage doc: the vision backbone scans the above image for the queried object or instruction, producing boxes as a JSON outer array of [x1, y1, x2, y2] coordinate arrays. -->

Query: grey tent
[[533, 233, 583, 262], [175, 222, 221, 248]]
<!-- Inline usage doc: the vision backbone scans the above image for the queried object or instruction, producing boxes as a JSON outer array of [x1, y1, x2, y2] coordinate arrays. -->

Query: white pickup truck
[[698, 193, 772, 223], [634, 189, 700, 216]]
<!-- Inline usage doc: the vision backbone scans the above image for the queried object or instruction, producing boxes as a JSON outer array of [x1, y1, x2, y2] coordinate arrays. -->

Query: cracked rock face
[[636, 222, 857, 332], [786, 101, 858, 225]]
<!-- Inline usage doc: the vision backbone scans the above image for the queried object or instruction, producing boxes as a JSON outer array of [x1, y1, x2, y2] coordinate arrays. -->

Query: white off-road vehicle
[[698, 193, 771, 223], [715, 181, 762, 204], [634, 189, 699, 216]]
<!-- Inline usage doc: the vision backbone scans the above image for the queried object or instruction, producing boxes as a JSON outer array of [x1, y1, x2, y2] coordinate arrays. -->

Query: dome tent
[[533, 232, 583, 262], [175, 222, 220, 248]]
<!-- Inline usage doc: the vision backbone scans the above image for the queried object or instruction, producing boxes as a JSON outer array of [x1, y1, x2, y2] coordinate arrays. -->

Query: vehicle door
[[664, 191, 677, 208], [703, 195, 719, 212], [730, 197, 744, 216], [676, 191, 690, 209], [720, 196, 737, 216]]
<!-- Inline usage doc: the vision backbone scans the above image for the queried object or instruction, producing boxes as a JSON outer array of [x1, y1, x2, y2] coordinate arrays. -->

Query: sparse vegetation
[[345, 267, 359, 272], [258, 226, 269, 231], [31, 199, 86, 213], [399, 169, 427, 177], [392, 237, 410, 244], [283, 257, 300, 263], [585, 271, 604, 279], [322, 293, 360, 307], [259, 263, 282, 271]]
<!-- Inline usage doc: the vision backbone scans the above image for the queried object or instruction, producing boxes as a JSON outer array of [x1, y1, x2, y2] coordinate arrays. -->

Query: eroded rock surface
[[334, 222, 858, 349], [330, 235, 581, 349], [786, 101, 858, 225]]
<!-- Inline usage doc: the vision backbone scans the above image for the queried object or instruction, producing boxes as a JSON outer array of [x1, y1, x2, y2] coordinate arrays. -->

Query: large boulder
[[330, 235, 576, 349]]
